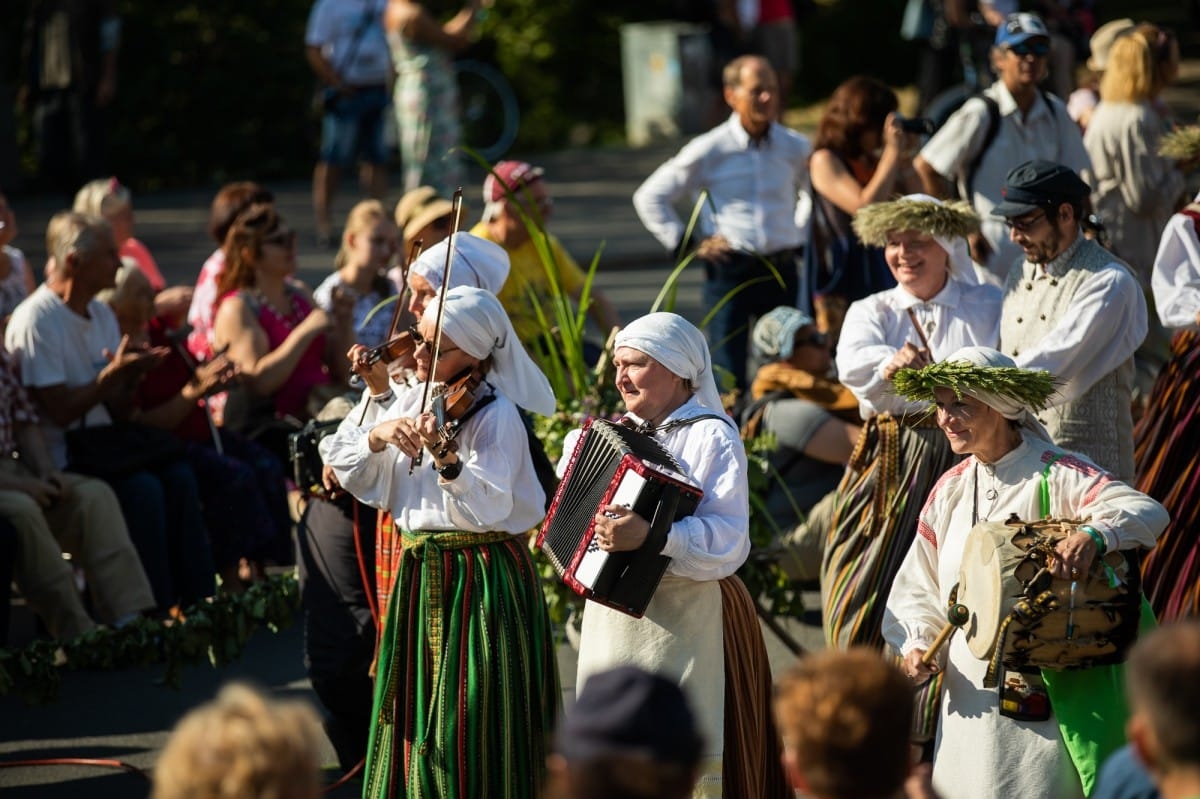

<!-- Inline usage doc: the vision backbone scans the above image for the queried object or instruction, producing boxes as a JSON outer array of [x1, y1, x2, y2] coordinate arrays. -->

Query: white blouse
[[320, 381, 547, 534], [836, 278, 1002, 418], [1151, 208, 1200, 330], [885, 437, 1165, 655]]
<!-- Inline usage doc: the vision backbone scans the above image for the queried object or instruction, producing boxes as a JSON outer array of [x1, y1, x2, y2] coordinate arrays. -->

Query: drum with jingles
[[956, 515, 1143, 687]]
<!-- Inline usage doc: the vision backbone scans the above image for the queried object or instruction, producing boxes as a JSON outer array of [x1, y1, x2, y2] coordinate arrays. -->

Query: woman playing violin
[[320, 285, 559, 799]]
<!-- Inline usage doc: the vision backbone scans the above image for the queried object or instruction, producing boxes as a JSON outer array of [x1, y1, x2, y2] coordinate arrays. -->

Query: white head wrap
[[410, 233, 511, 296], [898, 193, 979, 286], [613, 313, 724, 416], [942, 346, 1053, 442], [424, 286, 556, 417]]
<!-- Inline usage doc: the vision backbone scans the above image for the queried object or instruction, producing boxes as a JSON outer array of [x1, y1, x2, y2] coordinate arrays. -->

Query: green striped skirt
[[363, 529, 560, 799]]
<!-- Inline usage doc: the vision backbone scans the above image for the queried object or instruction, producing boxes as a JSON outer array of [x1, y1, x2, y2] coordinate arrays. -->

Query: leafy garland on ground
[[0, 573, 300, 704]]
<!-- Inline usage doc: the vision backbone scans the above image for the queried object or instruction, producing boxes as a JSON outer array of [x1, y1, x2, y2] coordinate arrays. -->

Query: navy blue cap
[[556, 666, 703, 765], [991, 160, 1091, 218]]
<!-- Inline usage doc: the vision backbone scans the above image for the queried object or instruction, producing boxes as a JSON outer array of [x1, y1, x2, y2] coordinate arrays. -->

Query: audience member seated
[[773, 648, 938, 799], [212, 203, 354, 465], [4, 211, 214, 611], [105, 263, 294, 591], [389, 185, 454, 288], [0, 341, 155, 640], [313, 199, 398, 349], [472, 160, 621, 365], [151, 682, 324, 799], [186, 181, 275, 364], [741, 306, 862, 582], [72, 177, 192, 326], [544, 665, 704, 799], [0, 188, 36, 331]]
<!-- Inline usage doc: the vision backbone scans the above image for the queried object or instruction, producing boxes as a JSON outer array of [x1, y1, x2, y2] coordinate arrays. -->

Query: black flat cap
[[991, 160, 1091, 218], [556, 665, 704, 765]]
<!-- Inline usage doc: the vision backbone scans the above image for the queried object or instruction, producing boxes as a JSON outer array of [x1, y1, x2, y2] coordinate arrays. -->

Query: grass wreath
[[1158, 125, 1200, 163], [892, 360, 1057, 411], [852, 197, 980, 247]]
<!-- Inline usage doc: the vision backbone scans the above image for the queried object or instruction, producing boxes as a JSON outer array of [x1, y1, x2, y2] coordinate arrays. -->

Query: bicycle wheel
[[455, 59, 519, 163]]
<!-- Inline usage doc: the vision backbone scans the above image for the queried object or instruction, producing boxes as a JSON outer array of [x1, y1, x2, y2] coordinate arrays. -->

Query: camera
[[897, 116, 935, 136]]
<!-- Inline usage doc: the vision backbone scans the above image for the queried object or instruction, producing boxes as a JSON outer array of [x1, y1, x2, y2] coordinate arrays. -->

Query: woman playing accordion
[[557, 312, 790, 799], [320, 286, 558, 799], [883, 347, 1166, 799]]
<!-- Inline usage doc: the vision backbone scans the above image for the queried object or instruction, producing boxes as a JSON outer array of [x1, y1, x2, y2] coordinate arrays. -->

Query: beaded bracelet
[[1080, 524, 1107, 555]]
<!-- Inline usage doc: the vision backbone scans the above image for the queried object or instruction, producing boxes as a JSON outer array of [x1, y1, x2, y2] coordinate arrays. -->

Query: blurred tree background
[[1, 0, 921, 191], [3, 0, 1191, 193]]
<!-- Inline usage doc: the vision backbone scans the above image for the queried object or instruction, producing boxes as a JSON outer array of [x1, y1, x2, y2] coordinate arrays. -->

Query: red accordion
[[536, 418, 703, 617]]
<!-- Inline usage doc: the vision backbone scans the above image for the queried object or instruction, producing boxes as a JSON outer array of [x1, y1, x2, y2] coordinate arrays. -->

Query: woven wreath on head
[[892, 360, 1057, 413], [851, 196, 981, 248]]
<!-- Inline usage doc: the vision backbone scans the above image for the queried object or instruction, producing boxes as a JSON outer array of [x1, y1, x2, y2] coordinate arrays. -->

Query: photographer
[[804, 76, 925, 343]]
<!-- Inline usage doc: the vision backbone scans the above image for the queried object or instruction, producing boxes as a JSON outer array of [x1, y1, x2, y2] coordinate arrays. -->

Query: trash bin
[[620, 22, 715, 147]]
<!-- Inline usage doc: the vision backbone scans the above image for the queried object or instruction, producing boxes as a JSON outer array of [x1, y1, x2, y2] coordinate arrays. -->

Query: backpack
[[927, 86, 1059, 202]]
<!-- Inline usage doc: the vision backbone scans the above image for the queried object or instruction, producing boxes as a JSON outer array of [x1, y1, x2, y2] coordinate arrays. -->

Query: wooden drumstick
[[921, 603, 970, 666], [906, 307, 935, 357]]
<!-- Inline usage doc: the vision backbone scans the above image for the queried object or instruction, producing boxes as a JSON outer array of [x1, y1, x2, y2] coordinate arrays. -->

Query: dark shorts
[[319, 84, 390, 166]]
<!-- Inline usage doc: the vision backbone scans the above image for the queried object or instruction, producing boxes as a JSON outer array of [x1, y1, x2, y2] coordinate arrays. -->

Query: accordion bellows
[[537, 418, 703, 617]]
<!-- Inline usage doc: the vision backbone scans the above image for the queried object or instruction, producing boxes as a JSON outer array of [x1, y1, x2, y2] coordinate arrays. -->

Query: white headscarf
[[425, 286, 556, 417], [943, 346, 1053, 442], [613, 312, 724, 416], [898, 193, 979, 286], [410, 233, 510, 295]]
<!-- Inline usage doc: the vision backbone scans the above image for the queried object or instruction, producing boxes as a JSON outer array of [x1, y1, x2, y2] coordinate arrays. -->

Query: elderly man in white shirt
[[915, 13, 1090, 284], [633, 54, 811, 390]]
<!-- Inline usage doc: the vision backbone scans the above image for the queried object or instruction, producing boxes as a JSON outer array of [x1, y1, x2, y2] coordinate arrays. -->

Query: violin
[[432, 366, 483, 425], [353, 238, 425, 374], [359, 329, 415, 368]]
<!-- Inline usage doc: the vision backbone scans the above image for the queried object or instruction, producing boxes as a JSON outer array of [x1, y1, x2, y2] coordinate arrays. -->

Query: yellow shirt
[[470, 222, 586, 348]]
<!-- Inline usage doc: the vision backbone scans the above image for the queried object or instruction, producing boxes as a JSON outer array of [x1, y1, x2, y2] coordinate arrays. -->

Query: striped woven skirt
[[719, 576, 794, 799], [363, 529, 560, 799], [819, 414, 959, 741], [1135, 329, 1200, 622]]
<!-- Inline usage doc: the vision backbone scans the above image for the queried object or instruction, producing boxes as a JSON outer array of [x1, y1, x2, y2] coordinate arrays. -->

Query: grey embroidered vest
[[1000, 237, 1136, 480]]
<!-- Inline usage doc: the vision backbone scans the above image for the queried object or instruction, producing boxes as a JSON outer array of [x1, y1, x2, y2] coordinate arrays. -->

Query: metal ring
[[1071, 567, 1080, 578]]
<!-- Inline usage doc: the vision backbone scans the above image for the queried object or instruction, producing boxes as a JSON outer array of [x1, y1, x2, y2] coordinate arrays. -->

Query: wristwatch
[[436, 457, 463, 481]]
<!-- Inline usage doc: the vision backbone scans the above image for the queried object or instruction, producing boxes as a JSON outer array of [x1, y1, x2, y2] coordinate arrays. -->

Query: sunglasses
[[408, 325, 460, 355], [262, 228, 296, 248], [1008, 40, 1050, 57], [1003, 211, 1047, 233]]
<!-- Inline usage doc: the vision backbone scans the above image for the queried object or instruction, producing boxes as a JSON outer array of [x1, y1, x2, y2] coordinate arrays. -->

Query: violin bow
[[409, 188, 465, 474], [388, 237, 424, 340]]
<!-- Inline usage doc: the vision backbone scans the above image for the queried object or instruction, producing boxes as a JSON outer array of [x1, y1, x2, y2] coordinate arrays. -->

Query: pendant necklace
[[972, 461, 999, 525]]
